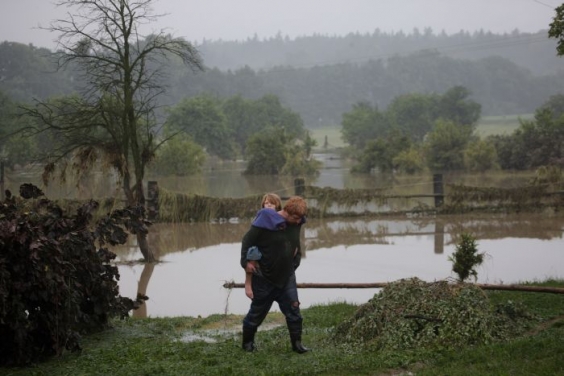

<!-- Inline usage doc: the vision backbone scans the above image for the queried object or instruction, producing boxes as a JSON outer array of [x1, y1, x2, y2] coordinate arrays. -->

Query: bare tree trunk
[[133, 180, 156, 262], [124, 177, 156, 263], [133, 262, 155, 318], [137, 232, 156, 263]]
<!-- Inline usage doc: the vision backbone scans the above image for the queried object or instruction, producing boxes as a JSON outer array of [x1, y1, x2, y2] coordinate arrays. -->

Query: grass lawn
[[475, 113, 534, 137], [2, 280, 564, 376], [309, 113, 534, 150]]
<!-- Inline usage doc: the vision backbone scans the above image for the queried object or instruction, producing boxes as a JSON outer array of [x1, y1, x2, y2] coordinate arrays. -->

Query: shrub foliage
[[333, 278, 536, 351], [0, 184, 142, 365], [449, 233, 485, 282]]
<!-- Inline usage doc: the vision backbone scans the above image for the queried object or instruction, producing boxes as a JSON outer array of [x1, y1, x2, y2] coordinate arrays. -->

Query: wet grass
[[2, 280, 564, 376]]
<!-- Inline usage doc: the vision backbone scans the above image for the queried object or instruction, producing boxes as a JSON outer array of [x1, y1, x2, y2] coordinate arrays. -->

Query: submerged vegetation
[[156, 189, 263, 222], [149, 173, 564, 222]]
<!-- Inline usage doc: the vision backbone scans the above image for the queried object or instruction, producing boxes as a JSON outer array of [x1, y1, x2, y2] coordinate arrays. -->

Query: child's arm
[[241, 227, 260, 271]]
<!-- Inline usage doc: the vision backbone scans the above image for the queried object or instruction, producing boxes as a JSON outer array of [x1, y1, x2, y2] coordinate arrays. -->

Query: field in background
[[309, 113, 533, 150], [475, 113, 533, 137], [309, 126, 345, 149]]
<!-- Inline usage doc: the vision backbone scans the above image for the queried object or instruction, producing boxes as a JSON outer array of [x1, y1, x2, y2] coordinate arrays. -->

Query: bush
[[0, 185, 142, 365], [449, 233, 485, 282]]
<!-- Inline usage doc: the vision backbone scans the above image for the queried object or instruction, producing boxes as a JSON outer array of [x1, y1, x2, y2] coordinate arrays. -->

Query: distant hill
[[196, 29, 562, 77], [2, 29, 564, 129]]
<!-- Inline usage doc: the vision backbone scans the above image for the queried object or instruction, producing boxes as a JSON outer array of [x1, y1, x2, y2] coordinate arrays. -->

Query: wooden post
[[434, 220, 444, 254], [147, 181, 159, 220], [433, 173, 444, 208], [294, 178, 305, 197], [0, 161, 4, 201]]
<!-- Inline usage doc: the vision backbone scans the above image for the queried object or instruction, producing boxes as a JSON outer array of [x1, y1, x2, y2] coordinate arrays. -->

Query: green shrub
[[449, 233, 485, 282]]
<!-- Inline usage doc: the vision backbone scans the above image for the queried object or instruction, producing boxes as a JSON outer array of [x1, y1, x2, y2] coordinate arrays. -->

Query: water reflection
[[113, 212, 564, 318], [5, 156, 536, 201]]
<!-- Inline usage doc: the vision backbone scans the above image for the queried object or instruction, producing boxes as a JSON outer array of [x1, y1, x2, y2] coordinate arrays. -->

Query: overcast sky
[[0, 0, 559, 49]]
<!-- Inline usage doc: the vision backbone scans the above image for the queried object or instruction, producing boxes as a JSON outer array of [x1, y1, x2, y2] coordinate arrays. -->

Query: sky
[[0, 0, 559, 49]]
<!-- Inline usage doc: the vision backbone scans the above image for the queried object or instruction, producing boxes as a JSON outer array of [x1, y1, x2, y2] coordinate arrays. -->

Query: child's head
[[261, 193, 282, 211]]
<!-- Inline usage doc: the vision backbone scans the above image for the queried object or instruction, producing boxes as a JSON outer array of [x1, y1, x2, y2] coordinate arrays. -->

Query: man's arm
[[290, 224, 303, 270]]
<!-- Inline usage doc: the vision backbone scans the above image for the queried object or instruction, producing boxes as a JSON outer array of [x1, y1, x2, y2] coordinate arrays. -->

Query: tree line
[[2, 28, 564, 129], [340, 86, 564, 174], [196, 28, 560, 77]]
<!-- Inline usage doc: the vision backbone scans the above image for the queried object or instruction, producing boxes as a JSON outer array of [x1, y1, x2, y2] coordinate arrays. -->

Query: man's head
[[282, 196, 307, 224]]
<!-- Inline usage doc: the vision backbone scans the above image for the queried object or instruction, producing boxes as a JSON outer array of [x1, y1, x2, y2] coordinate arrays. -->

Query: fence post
[[147, 181, 159, 220], [434, 219, 444, 254], [294, 178, 305, 197], [433, 173, 444, 208], [0, 161, 4, 201]]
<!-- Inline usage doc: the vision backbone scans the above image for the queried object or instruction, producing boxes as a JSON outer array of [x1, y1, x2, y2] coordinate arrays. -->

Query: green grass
[[2, 281, 564, 376], [309, 126, 346, 149], [309, 113, 534, 150], [474, 113, 534, 137]]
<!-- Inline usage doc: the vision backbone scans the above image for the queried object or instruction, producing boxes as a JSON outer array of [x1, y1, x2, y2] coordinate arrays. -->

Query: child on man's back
[[244, 193, 282, 299]]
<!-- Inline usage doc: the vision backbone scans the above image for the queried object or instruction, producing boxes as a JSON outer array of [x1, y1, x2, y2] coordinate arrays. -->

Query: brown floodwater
[[112, 211, 564, 318], [5, 160, 557, 318]]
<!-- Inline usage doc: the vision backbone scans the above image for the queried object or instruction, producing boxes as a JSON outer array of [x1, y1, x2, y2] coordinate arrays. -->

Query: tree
[[464, 138, 499, 172], [149, 133, 205, 176], [221, 95, 255, 155], [280, 131, 321, 177], [0, 42, 76, 102], [515, 108, 564, 168], [244, 127, 287, 175], [490, 103, 564, 171], [540, 94, 564, 119], [438, 86, 481, 127], [549, 4, 564, 56], [0, 90, 39, 168], [22, 0, 203, 262], [221, 94, 305, 155], [386, 93, 439, 142], [340, 102, 389, 149], [424, 119, 474, 172], [393, 147, 425, 174], [352, 131, 412, 173], [0, 91, 20, 161], [164, 95, 234, 160]]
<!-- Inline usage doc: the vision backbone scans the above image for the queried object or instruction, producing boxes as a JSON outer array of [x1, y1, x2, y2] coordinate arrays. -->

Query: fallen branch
[[222, 281, 564, 294]]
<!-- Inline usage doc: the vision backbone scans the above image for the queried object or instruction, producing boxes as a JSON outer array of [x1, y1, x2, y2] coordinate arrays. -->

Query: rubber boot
[[288, 322, 310, 354], [242, 326, 256, 352]]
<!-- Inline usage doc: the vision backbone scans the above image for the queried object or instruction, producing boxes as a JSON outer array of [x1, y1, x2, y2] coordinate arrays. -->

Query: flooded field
[[113, 212, 564, 318], [4, 157, 555, 318]]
